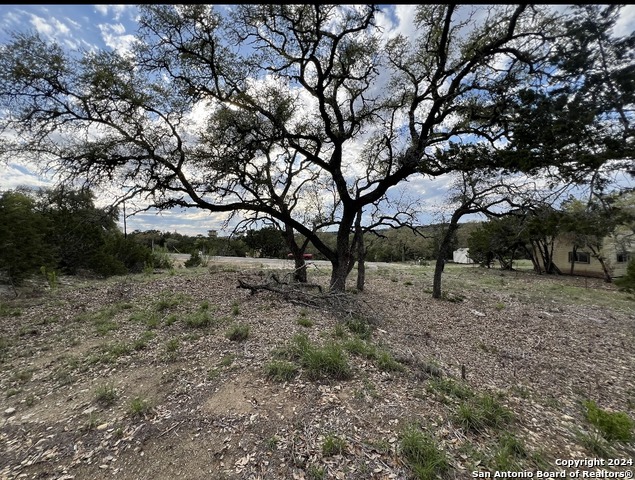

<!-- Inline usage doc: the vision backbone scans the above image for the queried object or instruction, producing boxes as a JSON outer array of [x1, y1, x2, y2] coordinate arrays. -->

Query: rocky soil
[[0, 262, 634, 480]]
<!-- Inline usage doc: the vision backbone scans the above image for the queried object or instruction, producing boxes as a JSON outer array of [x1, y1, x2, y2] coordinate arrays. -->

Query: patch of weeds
[[17, 326, 39, 337], [265, 360, 298, 382], [494, 302, 505, 310], [417, 360, 443, 379], [510, 384, 532, 399], [490, 433, 527, 471], [231, 301, 240, 316], [12, 369, 33, 384], [128, 396, 152, 417], [25, 393, 36, 407], [133, 331, 155, 351], [367, 438, 391, 455], [226, 324, 250, 342], [376, 350, 406, 372], [575, 429, 614, 458], [354, 378, 380, 401], [164, 314, 178, 326], [342, 337, 376, 359], [277, 334, 352, 381], [583, 399, 633, 443], [105, 342, 132, 360], [0, 336, 12, 361], [302, 342, 351, 381], [219, 354, 235, 367], [6, 388, 21, 398], [297, 317, 314, 328], [83, 412, 100, 432], [306, 465, 325, 480], [455, 394, 514, 433], [427, 378, 474, 401], [322, 434, 346, 457], [0, 302, 21, 317], [345, 317, 373, 340], [165, 338, 180, 361], [95, 384, 118, 406], [94, 319, 119, 336], [399, 424, 449, 480], [184, 310, 213, 328], [478, 342, 499, 354], [265, 435, 279, 450], [154, 292, 189, 312], [333, 323, 346, 339]]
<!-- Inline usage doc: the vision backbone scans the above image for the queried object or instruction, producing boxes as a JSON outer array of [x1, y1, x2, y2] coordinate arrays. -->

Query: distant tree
[[0, 190, 53, 286], [34, 186, 120, 275]]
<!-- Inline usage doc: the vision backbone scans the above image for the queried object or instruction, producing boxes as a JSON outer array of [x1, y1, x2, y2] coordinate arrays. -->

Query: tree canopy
[[0, 5, 633, 292]]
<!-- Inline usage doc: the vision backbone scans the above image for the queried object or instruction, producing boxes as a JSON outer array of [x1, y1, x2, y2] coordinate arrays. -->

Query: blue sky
[[0, 5, 633, 236]]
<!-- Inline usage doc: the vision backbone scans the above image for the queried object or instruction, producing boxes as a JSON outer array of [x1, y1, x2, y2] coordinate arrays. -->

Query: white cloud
[[94, 5, 133, 22], [29, 14, 70, 38], [98, 23, 137, 53]]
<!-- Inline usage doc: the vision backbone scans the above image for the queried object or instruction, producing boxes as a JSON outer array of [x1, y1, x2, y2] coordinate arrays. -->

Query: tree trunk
[[294, 256, 307, 283], [284, 224, 307, 283], [432, 212, 462, 299], [355, 213, 365, 292]]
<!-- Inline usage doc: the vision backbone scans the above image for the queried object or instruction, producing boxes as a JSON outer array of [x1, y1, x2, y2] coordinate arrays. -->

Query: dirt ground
[[1, 263, 634, 479]]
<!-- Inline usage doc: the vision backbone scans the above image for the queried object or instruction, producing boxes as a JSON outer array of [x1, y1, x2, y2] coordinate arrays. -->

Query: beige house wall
[[552, 234, 632, 279]]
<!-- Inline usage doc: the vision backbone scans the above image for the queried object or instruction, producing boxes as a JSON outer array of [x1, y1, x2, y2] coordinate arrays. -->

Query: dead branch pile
[[236, 272, 382, 325]]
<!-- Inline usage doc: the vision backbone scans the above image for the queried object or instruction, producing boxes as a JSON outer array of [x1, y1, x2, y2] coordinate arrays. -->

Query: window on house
[[568, 251, 590, 264], [616, 253, 631, 263]]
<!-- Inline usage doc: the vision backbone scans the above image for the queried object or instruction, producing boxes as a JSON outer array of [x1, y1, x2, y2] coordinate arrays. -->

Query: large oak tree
[[0, 5, 631, 291]]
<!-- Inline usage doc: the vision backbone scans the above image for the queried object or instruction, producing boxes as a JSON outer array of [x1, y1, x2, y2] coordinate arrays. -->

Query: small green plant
[[185, 310, 213, 328], [399, 425, 449, 480], [491, 433, 527, 471], [303, 342, 351, 380], [95, 384, 118, 406], [376, 350, 406, 372], [306, 465, 325, 480], [342, 337, 376, 359], [265, 435, 279, 450], [231, 301, 241, 316], [226, 324, 250, 342], [575, 429, 614, 458], [427, 377, 474, 401], [322, 434, 346, 457], [129, 396, 152, 417], [40, 266, 58, 290], [219, 354, 235, 367], [584, 399, 633, 443], [333, 323, 346, 339], [345, 317, 373, 340], [494, 302, 505, 310], [0, 303, 21, 318], [455, 394, 514, 433], [12, 369, 33, 384], [6, 388, 21, 398], [265, 360, 298, 382], [297, 317, 314, 328], [165, 338, 180, 355]]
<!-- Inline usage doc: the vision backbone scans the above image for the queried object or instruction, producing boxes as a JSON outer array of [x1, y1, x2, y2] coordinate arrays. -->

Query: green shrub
[[185, 310, 213, 328], [584, 400, 633, 443]]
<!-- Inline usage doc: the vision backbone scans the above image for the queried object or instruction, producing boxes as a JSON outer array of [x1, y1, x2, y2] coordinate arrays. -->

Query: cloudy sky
[[0, 5, 633, 236]]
